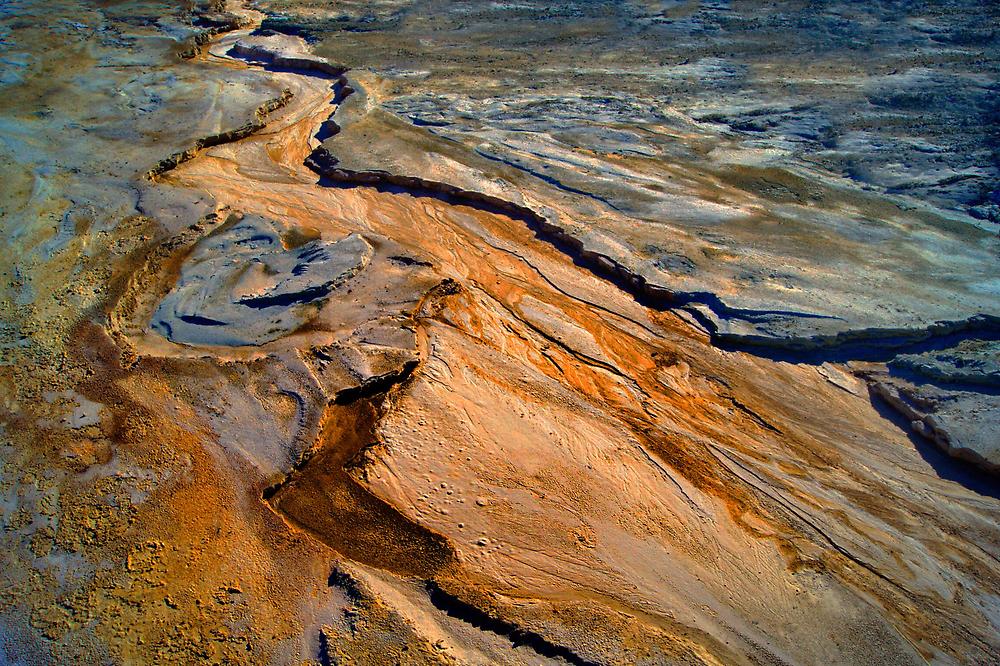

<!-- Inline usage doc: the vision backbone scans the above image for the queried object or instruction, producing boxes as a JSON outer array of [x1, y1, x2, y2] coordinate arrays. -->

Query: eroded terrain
[[0, 1, 998, 664]]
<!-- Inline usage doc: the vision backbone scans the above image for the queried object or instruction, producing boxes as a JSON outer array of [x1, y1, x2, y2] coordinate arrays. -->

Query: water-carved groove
[[262, 369, 457, 578], [195, 18, 1000, 368], [424, 581, 601, 666], [303, 148, 1000, 363], [145, 88, 293, 180], [332, 360, 419, 405]]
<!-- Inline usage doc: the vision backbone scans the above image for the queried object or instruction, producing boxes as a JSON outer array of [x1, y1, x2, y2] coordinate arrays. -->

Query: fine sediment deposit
[[152, 214, 373, 346]]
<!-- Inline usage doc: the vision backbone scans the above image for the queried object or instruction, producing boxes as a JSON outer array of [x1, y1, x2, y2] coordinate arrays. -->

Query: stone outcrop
[[145, 88, 293, 180], [866, 372, 1000, 473], [228, 34, 346, 77]]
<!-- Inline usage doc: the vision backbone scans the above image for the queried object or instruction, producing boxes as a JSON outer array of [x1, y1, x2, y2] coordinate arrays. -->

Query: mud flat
[[0, 1, 998, 665]]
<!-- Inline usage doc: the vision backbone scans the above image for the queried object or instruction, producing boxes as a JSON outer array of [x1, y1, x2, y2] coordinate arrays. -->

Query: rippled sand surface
[[0, 1, 997, 663]]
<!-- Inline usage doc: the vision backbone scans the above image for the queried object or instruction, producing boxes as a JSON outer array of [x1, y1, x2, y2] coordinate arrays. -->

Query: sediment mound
[[152, 214, 371, 346]]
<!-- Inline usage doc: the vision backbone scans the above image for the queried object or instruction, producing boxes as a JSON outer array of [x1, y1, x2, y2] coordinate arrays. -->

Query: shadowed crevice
[[425, 581, 600, 666], [262, 355, 455, 578]]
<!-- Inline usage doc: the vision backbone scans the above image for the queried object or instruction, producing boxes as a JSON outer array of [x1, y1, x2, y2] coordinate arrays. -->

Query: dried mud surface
[[0, 1, 998, 664]]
